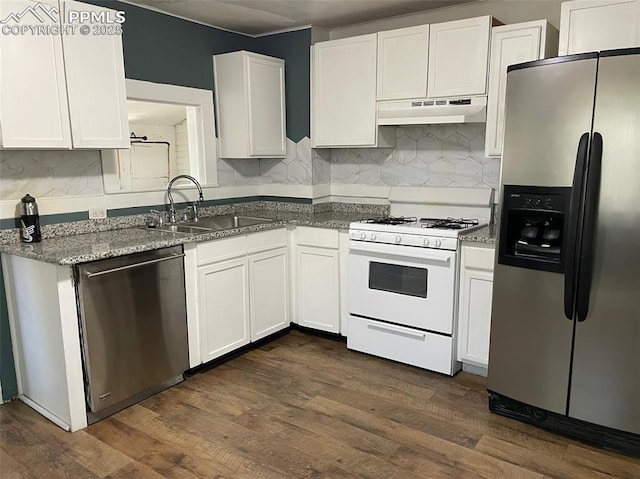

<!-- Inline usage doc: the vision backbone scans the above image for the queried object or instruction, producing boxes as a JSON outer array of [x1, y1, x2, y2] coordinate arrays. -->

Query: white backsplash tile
[[381, 157, 405, 186], [330, 125, 499, 190], [0, 128, 499, 202], [312, 149, 331, 185], [0, 150, 103, 200], [428, 158, 455, 186], [393, 133, 418, 165], [260, 158, 288, 183]]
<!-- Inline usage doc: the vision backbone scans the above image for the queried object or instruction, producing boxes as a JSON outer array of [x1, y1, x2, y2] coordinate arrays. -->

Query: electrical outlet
[[89, 207, 107, 219]]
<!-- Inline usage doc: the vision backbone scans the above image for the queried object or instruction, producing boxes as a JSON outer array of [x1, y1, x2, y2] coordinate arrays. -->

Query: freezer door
[[568, 51, 640, 434], [488, 56, 598, 415], [499, 56, 598, 189]]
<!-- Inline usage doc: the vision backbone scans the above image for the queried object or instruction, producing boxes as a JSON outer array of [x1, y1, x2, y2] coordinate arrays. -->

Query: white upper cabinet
[[214, 51, 286, 158], [312, 34, 394, 148], [0, 0, 128, 149], [559, 0, 640, 55], [0, 0, 71, 149], [427, 16, 493, 98], [377, 25, 430, 100], [485, 21, 558, 157], [62, 0, 129, 149]]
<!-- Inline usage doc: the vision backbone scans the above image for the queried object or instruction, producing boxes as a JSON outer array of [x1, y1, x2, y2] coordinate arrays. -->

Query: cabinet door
[[485, 22, 545, 157], [312, 34, 378, 147], [62, 1, 129, 148], [428, 16, 491, 98], [249, 247, 289, 341], [0, 0, 71, 148], [559, 0, 640, 55], [198, 257, 250, 362], [246, 54, 286, 157], [377, 25, 429, 100], [458, 246, 494, 367], [296, 246, 340, 333]]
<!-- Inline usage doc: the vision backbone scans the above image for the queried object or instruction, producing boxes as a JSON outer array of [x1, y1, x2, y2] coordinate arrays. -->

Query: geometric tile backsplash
[[219, 125, 499, 190], [0, 150, 104, 200], [330, 125, 500, 190], [0, 125, 499, 203]]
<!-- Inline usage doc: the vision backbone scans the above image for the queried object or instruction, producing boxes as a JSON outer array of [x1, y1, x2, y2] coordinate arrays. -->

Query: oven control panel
[[348, 230, 458, 250]]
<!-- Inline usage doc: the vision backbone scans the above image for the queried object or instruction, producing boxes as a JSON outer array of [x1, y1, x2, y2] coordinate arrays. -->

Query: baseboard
[[488, 390, 640, 458]]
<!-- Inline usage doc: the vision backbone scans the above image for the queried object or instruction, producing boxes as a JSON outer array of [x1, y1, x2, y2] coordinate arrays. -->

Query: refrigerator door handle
[[576, 132, 603, 322], [564, 132, 590, 320]]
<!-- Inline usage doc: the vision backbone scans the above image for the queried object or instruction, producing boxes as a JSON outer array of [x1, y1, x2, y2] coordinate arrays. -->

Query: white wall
[[329, 0, 564, 39], [175, 119, 191, 177]]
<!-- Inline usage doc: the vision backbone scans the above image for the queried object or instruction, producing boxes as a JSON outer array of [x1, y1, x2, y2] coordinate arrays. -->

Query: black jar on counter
[[20, 194, 42, 243]]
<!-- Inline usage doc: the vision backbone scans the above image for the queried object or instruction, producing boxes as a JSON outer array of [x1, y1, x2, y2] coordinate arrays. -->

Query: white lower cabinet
[[292, 227, 349, 334], [297, 245, 340, 333], [249, 247, 289, 340], [195, 228, 288, 363], [457, 243, 495, 369], [198, 257, 251, 362]]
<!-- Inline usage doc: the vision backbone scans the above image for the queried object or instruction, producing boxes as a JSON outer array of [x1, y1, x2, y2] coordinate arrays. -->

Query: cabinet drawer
[[246, 227, 286, 254], [296, 226, 339, 249], [463, 245, 495, 271], [197, 235, 246, 265], [347, 316, 456, 375]]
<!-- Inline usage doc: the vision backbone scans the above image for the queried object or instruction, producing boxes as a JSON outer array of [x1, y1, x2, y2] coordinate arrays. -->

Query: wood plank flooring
[[2, 330, 639, 478]]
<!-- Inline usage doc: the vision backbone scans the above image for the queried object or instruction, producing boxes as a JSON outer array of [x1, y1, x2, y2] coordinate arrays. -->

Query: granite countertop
[[0, 210, 368, 265], [460, 225, 496, 245]]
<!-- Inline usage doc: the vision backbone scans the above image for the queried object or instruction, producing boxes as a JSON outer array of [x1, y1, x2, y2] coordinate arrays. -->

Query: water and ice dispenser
[[498, 185, 571, 273]]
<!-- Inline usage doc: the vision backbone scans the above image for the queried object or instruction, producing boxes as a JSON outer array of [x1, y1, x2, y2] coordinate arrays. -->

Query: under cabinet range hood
[[377, 96, 487, 125]]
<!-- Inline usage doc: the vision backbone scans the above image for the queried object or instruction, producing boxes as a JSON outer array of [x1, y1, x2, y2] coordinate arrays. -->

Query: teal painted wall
[[86, 0, 311, 141], [254, 29, 311, 143], [0, 1, 312, 400], [0, 264, 17, 400]]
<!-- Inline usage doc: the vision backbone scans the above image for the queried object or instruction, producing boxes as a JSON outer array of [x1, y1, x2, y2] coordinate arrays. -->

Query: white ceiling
[[127, 100, 187, 126], [124, 0, 479, 36]]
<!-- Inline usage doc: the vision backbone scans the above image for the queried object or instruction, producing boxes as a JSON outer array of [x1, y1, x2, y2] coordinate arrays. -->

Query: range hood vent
[[378, 96, 487, 125]]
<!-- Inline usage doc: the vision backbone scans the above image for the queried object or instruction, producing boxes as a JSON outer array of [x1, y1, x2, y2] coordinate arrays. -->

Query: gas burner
[[420, 217, 480, 230], [363, 216, 417, 225]]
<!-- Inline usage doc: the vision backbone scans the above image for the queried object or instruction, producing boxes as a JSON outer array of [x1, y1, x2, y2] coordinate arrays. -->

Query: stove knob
[[434, 239, 442, 248], [371, 233, 377, 241], [360, 232, 367, 240], [395, 235, 402, 244], [423, 238, 430, 247]]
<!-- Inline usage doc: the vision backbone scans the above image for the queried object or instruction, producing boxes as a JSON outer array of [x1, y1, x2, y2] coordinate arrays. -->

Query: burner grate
[[420, 217, 480, 230], [362, 216, 417, 225]]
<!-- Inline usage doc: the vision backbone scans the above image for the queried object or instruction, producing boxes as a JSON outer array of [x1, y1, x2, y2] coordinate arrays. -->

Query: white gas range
[[346, 187, 493, 375]]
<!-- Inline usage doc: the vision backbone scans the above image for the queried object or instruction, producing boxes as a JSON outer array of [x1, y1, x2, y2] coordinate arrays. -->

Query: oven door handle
[[367, 322, 426, 340], [349, 240, 454, 263]]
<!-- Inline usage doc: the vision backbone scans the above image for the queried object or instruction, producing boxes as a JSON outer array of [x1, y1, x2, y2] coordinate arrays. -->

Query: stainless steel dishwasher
[[76, 245, 188, 424]]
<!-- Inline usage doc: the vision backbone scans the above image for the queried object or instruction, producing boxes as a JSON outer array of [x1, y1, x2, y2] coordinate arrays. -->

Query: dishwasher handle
[[85, 253, 185, 278]]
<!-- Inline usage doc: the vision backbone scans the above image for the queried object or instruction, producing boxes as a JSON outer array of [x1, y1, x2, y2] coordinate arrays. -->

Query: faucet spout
[[167, 175, 204, 223]]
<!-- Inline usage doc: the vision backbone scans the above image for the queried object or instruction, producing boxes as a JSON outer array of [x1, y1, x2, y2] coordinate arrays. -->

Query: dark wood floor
[[1, 330, 639, 479]]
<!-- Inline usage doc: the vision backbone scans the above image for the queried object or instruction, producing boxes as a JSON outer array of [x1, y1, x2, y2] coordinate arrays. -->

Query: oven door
[[348, 240, 457, 334]]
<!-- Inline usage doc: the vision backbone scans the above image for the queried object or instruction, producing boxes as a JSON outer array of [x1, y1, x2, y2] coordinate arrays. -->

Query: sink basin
[[154, 224, 212, 234], [184, 215, 273, 230], [148, 215, 274, 234]]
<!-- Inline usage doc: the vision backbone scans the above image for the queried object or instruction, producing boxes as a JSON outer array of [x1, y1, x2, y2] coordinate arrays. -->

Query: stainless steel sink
[[155, 224, 213, 234], [149, 215, 274, 234], [184, 215, 273, 230]]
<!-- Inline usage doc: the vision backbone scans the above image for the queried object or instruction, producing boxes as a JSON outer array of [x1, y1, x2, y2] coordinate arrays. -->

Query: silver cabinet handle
[[85, 253, 185, 278]]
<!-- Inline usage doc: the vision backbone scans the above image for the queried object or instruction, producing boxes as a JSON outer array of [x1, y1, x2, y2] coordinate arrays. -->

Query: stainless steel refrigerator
[[488, 48, 639, 456]]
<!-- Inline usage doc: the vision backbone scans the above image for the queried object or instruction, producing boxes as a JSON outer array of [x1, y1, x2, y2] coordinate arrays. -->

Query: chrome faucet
[[167, 175, 204, 223]]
